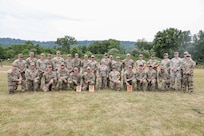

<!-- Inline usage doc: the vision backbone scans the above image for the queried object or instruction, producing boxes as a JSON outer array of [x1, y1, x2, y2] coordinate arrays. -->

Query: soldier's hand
[[140, 79, 143, 83], [64, 79, 67, 83], [49, 79, 54, 84]]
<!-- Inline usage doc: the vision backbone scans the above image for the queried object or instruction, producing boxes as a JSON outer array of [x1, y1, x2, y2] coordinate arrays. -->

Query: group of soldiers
[[7, 50, 195, 94]]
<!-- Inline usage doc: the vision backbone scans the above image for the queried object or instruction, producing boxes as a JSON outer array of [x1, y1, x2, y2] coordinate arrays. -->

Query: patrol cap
[[18, 54, 23, 57], [47, 65, 52, 68], [86, 66, 91, 70], [91, 55, 95, 58], [12, 63, 17, 67], [139, 54, 143, 57], [104, 53, 108, 56], [56, 51, 60, 54], [184, 51, 188, 55], [30, 52, 34, 55], [48, 54, 52, 56], [126, 53, 130, 56], [110, 55, 113, 58], [116, 56, 120, 59], [149, 65, 153, 67], [67, 54, 71, 57], [84, 54, 88, 57], [30, 62, 35, 66], [151, 54, 155, 57], [112, 66, 116, 69], [174, 52, 179, 54], [128, 65, 132, 68], [61, 63, 65, 66], [40, 53, 45, 56], [74, 67, 78, 71], [186, 54, 191, 57], [163, 53, 168, 56], [139, 64, 143, 67], [75, 53, 78, 56]]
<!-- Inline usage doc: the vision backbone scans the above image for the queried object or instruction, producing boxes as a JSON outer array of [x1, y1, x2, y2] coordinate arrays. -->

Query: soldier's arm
[[8, 72, 19, 82]]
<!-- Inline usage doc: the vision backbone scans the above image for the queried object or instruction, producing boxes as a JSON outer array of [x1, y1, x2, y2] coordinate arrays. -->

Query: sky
[[0, 0, 203, 41]]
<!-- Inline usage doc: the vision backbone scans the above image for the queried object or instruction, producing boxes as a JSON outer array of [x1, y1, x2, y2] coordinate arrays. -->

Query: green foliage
[[0, 45, 5, 59], [55, 36, 77, 53], [108, 48, 119, 55], [70, 46, 82, 57]]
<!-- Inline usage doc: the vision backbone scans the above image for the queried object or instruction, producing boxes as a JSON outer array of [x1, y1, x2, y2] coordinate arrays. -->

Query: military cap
[[116, 56, 120, 59], [112, 66, 116, 69], [47, 65, 52, 68], [18, 54, 23, 57], [74, 67, 78, 71], [104, 53, 108, 56], [56, 51, 60, 54], [149, 65, 153, 67], [128, 65, 132, 68], [86, 66, 91, 70], [61, 63, 65, 66], [30, 52, 34, 55], [75, 53, 78, 56], [110, 55, 113, 58], [126, 53, 130, 56], [48, 54, 52, 56], [163, 53, 168, 56], [139, 64, 143, 67], [84, 54, 88, 57], [91, 55, 95, 58], [30, 62, 35, 66], [184, 51, 188, 55], [40, 53, 45, 56], [12, 63, 17, 67], [67, 54, 71, 57], [174, 52, 179, 54], [139, 54, 143, 57], [186, 54, 191, 57], [151, 54, 155, 57]]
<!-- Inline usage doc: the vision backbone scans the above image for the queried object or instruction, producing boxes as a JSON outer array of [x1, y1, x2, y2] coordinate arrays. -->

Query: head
[[47, 65, 52, 72], [18, 54, 23, 60], [75, 53, 79, 59], [116, 56, 120, 62], [139, 65, 143, 70], [174, 52, 179, 58], [186, 54, 191, 60], [40, 53, 45, 59], [160, 66, 164, 72], [60, 63, 65, 69], [184, 51, 188, 58], [86, 67, 91, 73], [29, 52, 34, 58], [101, 61, 105, 66], [47, 54, 52, 60], [163, 53, 168, 59], [84, 54, 88, 60], [91, 55, 95, 60], [67, 54, 72, 60], [151, 54, 155, 60], [112, 67, 116, 71], [30, 63, 35, 70], [139, 54, 143, 60], [104, 53, 108, 59], [56, 51, 61, 57], [128, 65, 132, 71], [126, 53, 131, 59], [12, 63, 18, 70], [149, 65, 153, 70], [109, 55, 113, 60], [74, 67, 78, 74]]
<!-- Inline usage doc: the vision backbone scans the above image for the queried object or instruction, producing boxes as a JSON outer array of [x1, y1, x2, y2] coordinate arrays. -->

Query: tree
[[136, 38, 153, 55], [55, 36, 77, 53], [153, 28, 183, 58], [0, 45, 5, 59], [179, 30, 192, 53]]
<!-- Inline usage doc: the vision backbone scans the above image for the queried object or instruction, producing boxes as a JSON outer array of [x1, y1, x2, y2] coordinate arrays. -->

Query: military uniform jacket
[[72, 58, 81, 69], [98, 65, 108, 77], [124, 70, 135, 81], [182, 60, 194, 75], [160, 59, 170, 70], [42, 71, 57, 83], [37, 59, 47, 72], [122, 59, 134, 71], [65, 59, 73, 72], [26, 57, 37, 68], [81, 60, 90, 70], [135, 70, 147, 80], [147, 59, 159, 69], [135, 60, 146, 67], [13, 59, 27, 72], [112, 61, 122, 73], [101, 58, 111, 71], [57, 68, 69, 80], [46, 59, 54, 70], [81, 72, 95, 83], [158, 70, 168, 80], [7, 69, 22, 85], [25, 69, 39, 81], [69, 73, 81, 84], [170, 57, 183, 71], [52, 57, 64, 70], [88, 60, 98, 72], [146, 69, 156, 80], [109, 71, 120, 81]]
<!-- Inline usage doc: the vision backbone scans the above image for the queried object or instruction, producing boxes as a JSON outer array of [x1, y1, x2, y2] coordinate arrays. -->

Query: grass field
[[0, 66, 204, 136]]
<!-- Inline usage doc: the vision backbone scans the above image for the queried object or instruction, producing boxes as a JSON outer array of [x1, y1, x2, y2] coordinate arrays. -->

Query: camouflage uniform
[[97, 64, 109, 89], [68, 69, 81, 90], [81, 67, 95, 91], [135, 60, 146, 70], [109, 69, 121, 91], [88, 55, 98, 83], [46, 54, 54, 70], [65, 54, 73, 73], [81, 58, 90, 73], [146, 67, 157, 91], [158, 68, 170, 91], [112, 56, 122, 74], [170, 57, 183, 90], [26, 52, 37, 68], [42, 66, 57, 91], [25, 64, 39, 91], [182, 55, 195, 92], [123, 66, 136, 90], [72, 58, 82, 72], [135, 69, 147, 91], [7, 64, 23, 93], [52, 56, 64, 71], [122, 58, 134, 72], [57, 66, 69, 90]]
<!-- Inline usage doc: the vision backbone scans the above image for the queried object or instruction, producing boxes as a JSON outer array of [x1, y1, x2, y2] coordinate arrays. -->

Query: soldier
[[135, 54, 146, 70], [68, 67, 81, 90], [52, 51, 64, 71], [81, 67, 95, 91], [123, 65, 136, 90], [112, 56, 122, 75], [25, 62, 39, 92], [42, 65, 57, 92], [7, 63, 23, 94], [147, 54, 160, 89], [146, 65, 157, 91], [135, 64, 147, 91], [109, 66, 121, 91], [65, 54, 73, 73], [13, 54, 26, 92], [81, 54, 90, 73], [158, 66, 170, 91], [36, 53, 47, 89], [182, 54, 195, 93], [170, 52, 183, 90], [72, 53, 82, 72], [46, 54, 54, 70], [26, 52, 37, 68], [97, 61, 109, 90], [88, 55, 98, 83], [122, 53, 134, 72], [109, 55, 115, 71], [57, 63, 69, 91], [101, 53, 111, 87]]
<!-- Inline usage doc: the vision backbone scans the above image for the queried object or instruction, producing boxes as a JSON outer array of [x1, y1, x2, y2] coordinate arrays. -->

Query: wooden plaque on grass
[[127, 85, 132, 92], [76, 86, 81, 92], [89, 85, 94, 92]]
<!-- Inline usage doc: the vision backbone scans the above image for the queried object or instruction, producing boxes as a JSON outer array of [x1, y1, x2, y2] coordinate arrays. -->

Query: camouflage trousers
[[110, 80, 121, 91], [43, 81, 56, 91], [147, 79, 156, 91], [159, 79, 170, 91], [137, 80, 147, 91], [27, 79, 39, 91], [58, 79, 68, 90], [8, 81, 24, 93], [123, 79, 136, 90], [82, 81, 95, 91], [183, 74, 193, 92], [68, 81, 80, 90], [98, 77, 107, 89], [170, 71, 182, 90], [38, 72, 45, 89]]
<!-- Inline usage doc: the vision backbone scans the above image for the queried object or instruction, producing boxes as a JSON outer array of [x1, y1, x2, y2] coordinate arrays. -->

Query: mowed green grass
[[0, 66, 204, 136]]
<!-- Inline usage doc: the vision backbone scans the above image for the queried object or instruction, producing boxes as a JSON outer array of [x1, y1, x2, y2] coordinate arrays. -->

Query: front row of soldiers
[[7, 51, 195, 94]]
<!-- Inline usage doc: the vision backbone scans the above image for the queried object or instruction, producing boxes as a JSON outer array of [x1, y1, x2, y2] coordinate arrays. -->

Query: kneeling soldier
[[109, 66, 121, 91], [57, 63, 69, 91], [81, 67, 95, 91], [25, 62, 39, 92], [124, 65, 136, 90], [42, 65, 57, 92], [135, 64, 147, 91], [68, 67, 81, 90], [146, 65, 157, 91], [7, 63, 23, 94], [158, 66, 170, 91]]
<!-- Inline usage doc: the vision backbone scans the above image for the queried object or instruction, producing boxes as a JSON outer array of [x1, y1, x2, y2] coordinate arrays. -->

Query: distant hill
[[0, 38, 135, 50]]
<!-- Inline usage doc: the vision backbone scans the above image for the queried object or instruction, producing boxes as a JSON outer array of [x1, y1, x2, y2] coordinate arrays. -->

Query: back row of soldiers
[[7, 51, 195, 94]]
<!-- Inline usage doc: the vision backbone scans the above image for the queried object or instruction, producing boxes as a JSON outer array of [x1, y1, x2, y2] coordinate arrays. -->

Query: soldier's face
[[164, 55, 168, 59], [149, 67, 153, 70], [127, 56, 130, 59], [30, 65, 35, 70], [104, 55, 108, 59], [91, 57, 94, 60], [61, 65, 64, 69], [47, 67, 52, 71], [18, 56, 23, 60], [12, 66, 17, 70], [30, 54, 34, 57], [84, 56, 88, 60], [57, 53, 60, 56], [139, 56, 142, 59], [174, 53, 179, 57], [151, 56, 155, 60], [128, 67, 132, 71], [75, 55, 78, 58], [139, 66, 143, 70], [87, 69, 91, 73], [48, 56, 52, 59], [41, 55, 44, 59], [74, 70, 78, 74]]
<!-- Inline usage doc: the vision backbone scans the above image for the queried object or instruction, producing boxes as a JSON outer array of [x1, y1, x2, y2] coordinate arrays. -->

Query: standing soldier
[[46, 54, 54, 70], [147, 54, 160, 89], [72, 53, 82, 72], [42, 65, 57, 92], [68, 67, 81, 90], [88, 55, 98, 82], [13, 54, 26, 92], [81, 67, 95, 91], [135, 54, 146, 70], [52, 51, 64, 71], [160, 53, 170, 73], [26, 52, 37, 68], [109, 66, 121, 91], [101, 53, 111, 87], [25, 62, 39, 92], [57, 63, 69, 91], [112, 56, 123, 75], [123, 65, 136, 90], [65, 54, 73, 73], [170, 52, 183, 90], [97, 61, 109, 90], [135, 64, 147, 91], [181, 51, 188, 87], [146, 65, 157, 91], [122, 53, 134, 72], [109, 55, 115, 71], [158, 66, 170, 91], [36, 53, 47, 89], [7, 63, 23, 94], [182, 54, 195, 93], [81, 54, 90, 73]]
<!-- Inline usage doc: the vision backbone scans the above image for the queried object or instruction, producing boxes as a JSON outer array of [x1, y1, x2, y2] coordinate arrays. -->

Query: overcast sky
[[0, 0, 203, 41]]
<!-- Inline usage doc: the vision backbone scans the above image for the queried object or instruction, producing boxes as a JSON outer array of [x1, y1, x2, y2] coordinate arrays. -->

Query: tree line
[[0, 28, 204, 64]]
